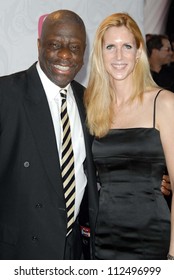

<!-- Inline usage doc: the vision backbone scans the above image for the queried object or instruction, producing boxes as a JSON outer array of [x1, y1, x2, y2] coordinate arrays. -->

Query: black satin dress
[[92, 91, 170, 260]]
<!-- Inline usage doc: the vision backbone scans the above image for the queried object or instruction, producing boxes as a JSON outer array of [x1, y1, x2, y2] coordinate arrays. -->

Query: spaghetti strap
[[153, 89, 164, 128]]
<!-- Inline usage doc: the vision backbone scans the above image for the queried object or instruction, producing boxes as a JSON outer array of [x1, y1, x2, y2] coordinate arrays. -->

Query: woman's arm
[[158, 90, 174, 258]]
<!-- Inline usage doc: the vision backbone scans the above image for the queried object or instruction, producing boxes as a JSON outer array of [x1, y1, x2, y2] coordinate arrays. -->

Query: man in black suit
[[0, 9, 98, 260]]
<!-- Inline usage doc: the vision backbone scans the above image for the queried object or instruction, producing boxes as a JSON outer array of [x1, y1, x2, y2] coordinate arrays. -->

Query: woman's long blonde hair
[[84, 13, 157, 137]]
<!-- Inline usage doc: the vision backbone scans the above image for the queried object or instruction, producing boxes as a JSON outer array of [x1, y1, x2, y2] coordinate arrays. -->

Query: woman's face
[[102, 25, 141, 83]]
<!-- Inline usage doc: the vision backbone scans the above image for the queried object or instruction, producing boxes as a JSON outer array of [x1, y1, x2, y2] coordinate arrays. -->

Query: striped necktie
[[60, 89, 76, 235]]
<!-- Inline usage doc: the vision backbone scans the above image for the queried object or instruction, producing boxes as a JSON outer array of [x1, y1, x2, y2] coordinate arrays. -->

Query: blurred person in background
[[169, 33, 174, 68], [146, 34, 174, 92]]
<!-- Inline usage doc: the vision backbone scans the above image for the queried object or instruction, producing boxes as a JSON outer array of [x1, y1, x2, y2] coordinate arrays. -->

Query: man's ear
[[37, 38, 41, 50]]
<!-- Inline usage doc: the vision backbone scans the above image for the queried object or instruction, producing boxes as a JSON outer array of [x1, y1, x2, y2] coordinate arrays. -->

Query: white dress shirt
[[36, 62, 87, 219]]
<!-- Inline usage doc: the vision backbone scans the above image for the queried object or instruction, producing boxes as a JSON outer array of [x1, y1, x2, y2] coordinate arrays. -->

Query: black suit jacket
[[0, 63, 98, 259]]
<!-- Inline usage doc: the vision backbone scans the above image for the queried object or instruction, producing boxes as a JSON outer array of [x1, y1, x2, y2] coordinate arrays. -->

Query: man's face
[[38, 21, 86, 88], [158, 38, 173, 65]]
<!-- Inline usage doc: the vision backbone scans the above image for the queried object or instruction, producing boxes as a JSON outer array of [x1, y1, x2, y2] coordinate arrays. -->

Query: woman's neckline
[[109, 127, 159, 132]]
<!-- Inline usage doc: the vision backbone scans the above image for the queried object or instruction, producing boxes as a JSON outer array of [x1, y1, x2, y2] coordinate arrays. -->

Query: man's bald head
[[41, 10, 86, 41]]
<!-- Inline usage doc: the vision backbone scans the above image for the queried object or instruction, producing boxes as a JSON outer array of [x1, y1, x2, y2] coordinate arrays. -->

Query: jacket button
[[35, 203, 43, 208], [32, 236, 38, 242], [24, 161, 30, 168]]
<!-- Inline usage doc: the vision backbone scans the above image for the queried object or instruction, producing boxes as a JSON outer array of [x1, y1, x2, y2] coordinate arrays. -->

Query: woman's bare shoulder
[[145, 88, 174, 103], [157, 88, 174, 105]]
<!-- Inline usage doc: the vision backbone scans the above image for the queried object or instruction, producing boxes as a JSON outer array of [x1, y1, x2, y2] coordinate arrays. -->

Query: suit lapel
[[23, 64, 64, 200]]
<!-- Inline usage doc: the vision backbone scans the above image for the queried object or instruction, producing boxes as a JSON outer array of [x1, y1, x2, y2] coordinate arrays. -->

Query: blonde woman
[[84, 13, 174, 260]]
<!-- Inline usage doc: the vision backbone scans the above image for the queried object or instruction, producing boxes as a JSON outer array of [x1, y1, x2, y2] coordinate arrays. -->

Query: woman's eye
[[124, 44, 132, 49], [106, 44, 115, 50]]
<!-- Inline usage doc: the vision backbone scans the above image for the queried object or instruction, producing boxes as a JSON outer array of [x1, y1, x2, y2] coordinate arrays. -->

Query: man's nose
[[57, 47, 72, 59]]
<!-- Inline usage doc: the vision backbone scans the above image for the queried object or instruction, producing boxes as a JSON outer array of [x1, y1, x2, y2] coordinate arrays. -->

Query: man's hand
[[161, 175, 171, 195]]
